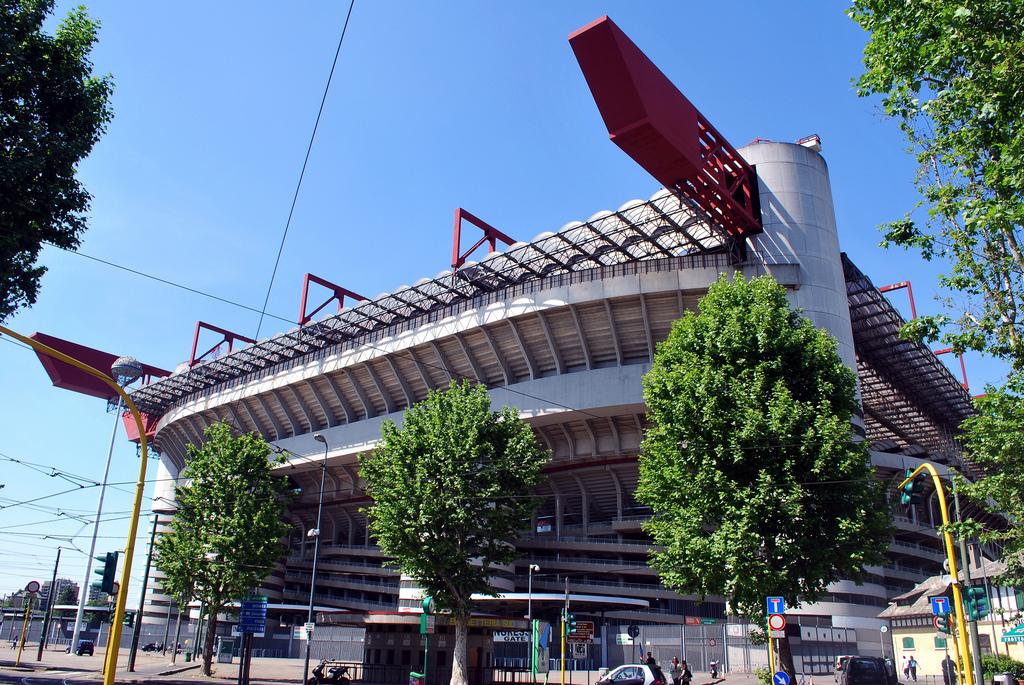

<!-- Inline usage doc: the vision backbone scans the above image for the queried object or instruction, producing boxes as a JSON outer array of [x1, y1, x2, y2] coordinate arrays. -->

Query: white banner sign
[[492, 630, 530, 643]]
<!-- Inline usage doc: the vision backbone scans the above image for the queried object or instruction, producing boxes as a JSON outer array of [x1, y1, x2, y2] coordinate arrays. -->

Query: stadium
[[106, 15, 988, 676]]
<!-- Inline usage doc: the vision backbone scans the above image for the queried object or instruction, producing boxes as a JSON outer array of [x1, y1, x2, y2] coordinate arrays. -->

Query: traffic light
[[567, 613, 578, 635], [966, 585, 990, 620], [123, 611, 135, 627], [900, 469, 926, 506], [92, 552, 118, 594], [936, 614, 951, 634]]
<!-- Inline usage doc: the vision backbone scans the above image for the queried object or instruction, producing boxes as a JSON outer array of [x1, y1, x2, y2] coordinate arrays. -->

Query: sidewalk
[[0, 646, 763, 685]]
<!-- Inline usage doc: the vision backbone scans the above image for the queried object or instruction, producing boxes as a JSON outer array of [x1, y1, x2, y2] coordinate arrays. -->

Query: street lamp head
[[529, 564, 540, 572], [313, 434, 327, 445], [111, 356, 143, 386]]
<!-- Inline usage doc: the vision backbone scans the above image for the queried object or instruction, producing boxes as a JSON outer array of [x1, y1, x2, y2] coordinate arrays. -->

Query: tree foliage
[[637, 276, 891, 652], [360, 380, 548, 685], [849, 0, 1024, 368], [0, 0, 114, 321], [156, 423, 290, 675], [960, 372, 1024, 586]]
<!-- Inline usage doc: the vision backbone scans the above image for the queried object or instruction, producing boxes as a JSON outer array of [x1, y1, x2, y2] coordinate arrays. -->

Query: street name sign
[[567, 620, 595, 643], [239, 596, 268, 634]]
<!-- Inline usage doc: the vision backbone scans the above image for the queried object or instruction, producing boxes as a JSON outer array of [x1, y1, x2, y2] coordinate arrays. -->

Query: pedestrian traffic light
[[567, 613, 578, 635], [936, 614, 951, 634], [92, 552, 118, 594], [966, 586, 990, 620], [900, 469, 926, 506], [123, 611, 134, 627]]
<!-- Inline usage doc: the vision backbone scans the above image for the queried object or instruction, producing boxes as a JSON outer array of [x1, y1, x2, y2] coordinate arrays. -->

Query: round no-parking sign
[[767, 614, 786, 631]]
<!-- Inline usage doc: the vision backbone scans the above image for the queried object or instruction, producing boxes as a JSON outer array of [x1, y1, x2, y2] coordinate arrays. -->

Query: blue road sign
[[930, 596, 951, 616], [766, 596, 786, 615], [773, 672, 790, 685], [239, 596, 268, 633]]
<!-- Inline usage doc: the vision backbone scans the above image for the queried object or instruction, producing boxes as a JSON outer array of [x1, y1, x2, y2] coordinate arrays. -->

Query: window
[[902, 637, 915, 650], [935, 637, 947, 649]]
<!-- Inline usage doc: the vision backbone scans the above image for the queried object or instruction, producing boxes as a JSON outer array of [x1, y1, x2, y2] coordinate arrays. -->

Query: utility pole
[[952, 482, 984, 685], [37, 548, 61, 660], [127, 515, 159, 672]]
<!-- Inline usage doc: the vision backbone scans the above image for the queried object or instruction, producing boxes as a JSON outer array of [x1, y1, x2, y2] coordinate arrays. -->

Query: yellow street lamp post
[[0, 325, 150, 685], [898, 463, 974, 685]]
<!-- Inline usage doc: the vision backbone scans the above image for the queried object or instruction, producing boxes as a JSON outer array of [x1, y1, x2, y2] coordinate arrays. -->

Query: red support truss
[[568, 16, 761, 238], [878, 281, 918, 320], [932, 347, 969, 391], [189, 321, 256, 368], [451, 207, 516, 270], [299, 273, 368, 326], [121, 411, 160, 444], [28, 332, 170, 400]]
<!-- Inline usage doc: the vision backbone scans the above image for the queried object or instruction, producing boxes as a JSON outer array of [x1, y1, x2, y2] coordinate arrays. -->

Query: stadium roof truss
[[128, 189, 737, 415], [843, 254, 973, 457]]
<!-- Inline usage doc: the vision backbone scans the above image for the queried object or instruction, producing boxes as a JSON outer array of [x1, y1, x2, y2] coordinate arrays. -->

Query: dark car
[[142, 642, 162, 652], [74, 639, 95, 656], [841, 657, 898, 685]]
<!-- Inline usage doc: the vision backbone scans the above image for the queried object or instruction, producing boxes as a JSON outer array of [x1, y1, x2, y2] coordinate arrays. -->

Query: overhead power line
[[255, 0, 358, 339]]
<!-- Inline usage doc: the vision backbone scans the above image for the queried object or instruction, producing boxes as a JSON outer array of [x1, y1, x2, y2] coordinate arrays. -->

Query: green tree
[[55, 584, 77, 606], [960, 372, 1024, 585], [0, 0, 114, 321], [849, 0, 1024, 368], [360, 381, 548, 685], [637, 275, 891, 675], [155, 423, 290, 676]]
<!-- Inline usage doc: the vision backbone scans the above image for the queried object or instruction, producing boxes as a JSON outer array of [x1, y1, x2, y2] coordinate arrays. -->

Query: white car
[[597, 664, 668, 685]]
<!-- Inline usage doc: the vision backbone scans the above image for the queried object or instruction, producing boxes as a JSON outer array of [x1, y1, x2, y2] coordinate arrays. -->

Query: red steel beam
[[189, 321, 256, 368], [451, 208, 516, 270], [28, 332, 170, 400], [878, 281, 918, 320], [933, 347, 969, 391], [568, 16, 761, 238], [299, 273, 368, 326]]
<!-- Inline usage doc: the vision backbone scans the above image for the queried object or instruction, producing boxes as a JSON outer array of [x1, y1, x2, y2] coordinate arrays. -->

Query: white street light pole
[[70, 357, 143, 653], [302, 434, 329, 684]]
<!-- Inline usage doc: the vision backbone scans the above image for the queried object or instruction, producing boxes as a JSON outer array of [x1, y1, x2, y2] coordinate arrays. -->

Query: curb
[[156, 664, 203, 676]]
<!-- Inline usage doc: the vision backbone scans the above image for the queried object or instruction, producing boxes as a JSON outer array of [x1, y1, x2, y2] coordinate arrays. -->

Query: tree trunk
[[202, 611, 219, 676], [776, 636, 796, 678], [450, 614, 469, 685]]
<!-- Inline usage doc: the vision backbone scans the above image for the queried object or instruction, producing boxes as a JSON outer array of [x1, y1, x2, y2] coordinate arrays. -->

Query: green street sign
[[701, 619, 716, 625], [1002, 624, 1024, 643]]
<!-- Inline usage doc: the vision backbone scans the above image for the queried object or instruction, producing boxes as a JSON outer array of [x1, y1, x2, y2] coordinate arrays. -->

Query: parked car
[[835, 655, 857, 682], [841, 656, 898, 685], [141, 642, 162, 652], [596, 664, 668, 685], [74, 639, 95, 656]]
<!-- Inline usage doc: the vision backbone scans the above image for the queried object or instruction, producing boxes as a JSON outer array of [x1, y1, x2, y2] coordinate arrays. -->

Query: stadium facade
[[123, 16, 987, 675]]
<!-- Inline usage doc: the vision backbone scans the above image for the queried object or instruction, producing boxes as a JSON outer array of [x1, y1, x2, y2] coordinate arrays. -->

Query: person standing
[[941, 655, 957, 685], [679, 659, 692, 685], [670, 657, 683, 685]]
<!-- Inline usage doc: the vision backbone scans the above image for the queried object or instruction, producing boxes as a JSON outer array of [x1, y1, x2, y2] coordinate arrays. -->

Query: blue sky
[[0, 2, 1008, 597]]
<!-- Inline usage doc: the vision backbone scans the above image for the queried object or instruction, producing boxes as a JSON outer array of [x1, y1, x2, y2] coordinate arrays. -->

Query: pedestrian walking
[[902, 656, 910, 680], [908, 656, 918, 682], [679, 659, 692, 685]]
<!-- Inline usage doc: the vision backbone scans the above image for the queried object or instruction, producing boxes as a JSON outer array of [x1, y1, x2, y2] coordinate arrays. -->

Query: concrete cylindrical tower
[[739, 141, 857, 376]]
